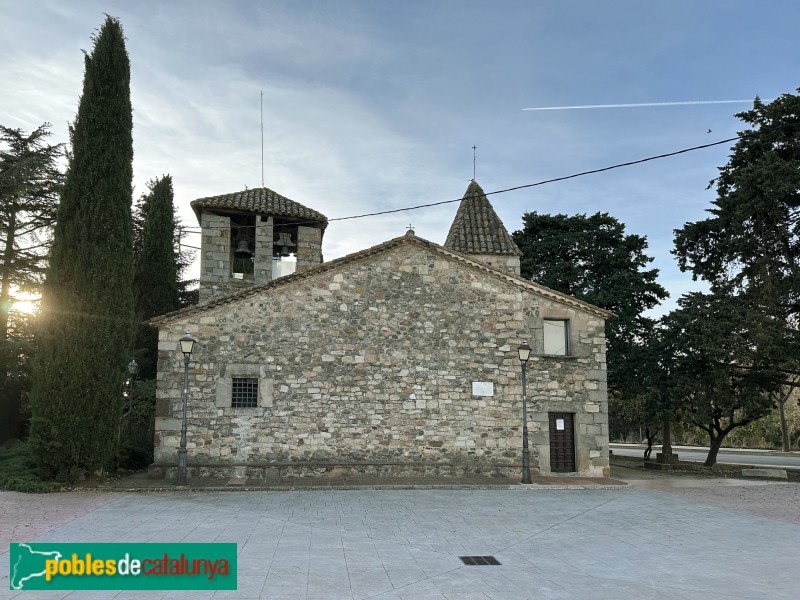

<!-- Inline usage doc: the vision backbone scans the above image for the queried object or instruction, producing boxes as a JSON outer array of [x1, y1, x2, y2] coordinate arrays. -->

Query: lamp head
[[517, 340, 532, 363], [179, 331, 196, 357]]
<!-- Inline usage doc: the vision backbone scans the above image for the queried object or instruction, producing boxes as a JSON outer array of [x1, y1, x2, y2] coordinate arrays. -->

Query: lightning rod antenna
[[260, 90, 265, 187], [472, 145, 477, 181]]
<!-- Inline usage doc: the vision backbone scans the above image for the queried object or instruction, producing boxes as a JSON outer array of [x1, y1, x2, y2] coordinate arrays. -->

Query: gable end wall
[[154, 243, 608, 478]]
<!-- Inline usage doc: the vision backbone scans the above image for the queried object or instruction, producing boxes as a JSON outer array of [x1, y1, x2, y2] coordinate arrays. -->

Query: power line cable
[[178, 134, 741, 233]]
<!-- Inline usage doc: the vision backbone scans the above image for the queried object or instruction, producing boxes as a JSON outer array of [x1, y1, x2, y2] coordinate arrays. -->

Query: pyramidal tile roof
[[191, 187, 328, 225], [443, 181, 522, 256]]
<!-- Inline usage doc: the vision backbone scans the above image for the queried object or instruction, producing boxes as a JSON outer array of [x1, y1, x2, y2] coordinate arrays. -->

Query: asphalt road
[[610, 443, 800, 469]]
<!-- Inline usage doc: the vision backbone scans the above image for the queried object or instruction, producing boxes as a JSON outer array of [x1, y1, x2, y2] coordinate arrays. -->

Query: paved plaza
[[1, 478, 799, 599]]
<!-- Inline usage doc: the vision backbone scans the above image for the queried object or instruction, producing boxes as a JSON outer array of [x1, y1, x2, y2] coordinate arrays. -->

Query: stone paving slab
[[626, 477, 800, 524], [0, 491, 123, 557], [1, 485, 798, 599]]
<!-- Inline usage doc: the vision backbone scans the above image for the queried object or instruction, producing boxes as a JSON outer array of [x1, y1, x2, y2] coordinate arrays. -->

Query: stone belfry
[[443, 180, 522, 275], [192, 187, 328, 302]]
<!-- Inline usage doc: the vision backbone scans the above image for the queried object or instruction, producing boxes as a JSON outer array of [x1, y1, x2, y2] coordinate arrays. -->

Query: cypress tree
[[29, 16, 134, 481], [133, 175, 180, 379]]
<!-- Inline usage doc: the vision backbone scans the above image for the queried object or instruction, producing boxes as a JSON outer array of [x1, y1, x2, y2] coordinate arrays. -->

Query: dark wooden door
[[548, 412, 576, 473]]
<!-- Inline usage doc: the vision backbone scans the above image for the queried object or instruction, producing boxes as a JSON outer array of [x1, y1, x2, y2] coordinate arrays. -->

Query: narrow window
[[231, 377, 259, 408], [543, 319, 569, 355]]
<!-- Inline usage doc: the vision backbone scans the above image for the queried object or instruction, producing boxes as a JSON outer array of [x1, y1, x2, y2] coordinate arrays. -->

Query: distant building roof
[[191, 187, 328, 226], [443, 181, 522, 256]]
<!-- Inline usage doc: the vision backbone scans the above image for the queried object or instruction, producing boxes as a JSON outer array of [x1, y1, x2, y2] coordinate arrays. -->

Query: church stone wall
[[295, 226, 323, 273], [467, 254, 521, 276], [253, 216, 274, 285], [154, 242, 608, 479]]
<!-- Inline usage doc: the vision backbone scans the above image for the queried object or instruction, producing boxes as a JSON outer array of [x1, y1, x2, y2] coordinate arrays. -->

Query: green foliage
[[133, 176, 181, 379], [0, 441, 60, 493], [672, 91, 800, 462], [674, 91, 800, 373], [132, 178, 197, 310], [29, 16, 135, 482], [675, 91, 800, 306], [724, 392, 800, 449], [0, 311, 36, 442], [658, 292, 781, 465], [0, 124, 63, 443], [0, 124, 62, 295], [512, 211, 668, 398], [118, 379, 155, 470]]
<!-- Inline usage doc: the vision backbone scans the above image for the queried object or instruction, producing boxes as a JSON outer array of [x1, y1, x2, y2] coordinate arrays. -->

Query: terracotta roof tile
[[191, 187, 328, 225], [443, 181, 521, 256]]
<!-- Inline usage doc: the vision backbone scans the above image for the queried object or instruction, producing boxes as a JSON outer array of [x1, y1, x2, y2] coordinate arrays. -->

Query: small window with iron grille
[[231, 377, 258, 408]]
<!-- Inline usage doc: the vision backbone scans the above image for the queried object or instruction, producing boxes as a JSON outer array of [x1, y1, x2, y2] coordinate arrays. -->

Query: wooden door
[[548, 412, 576, 473]]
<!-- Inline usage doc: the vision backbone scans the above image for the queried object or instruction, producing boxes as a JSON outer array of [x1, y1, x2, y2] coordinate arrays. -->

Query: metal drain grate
[[459, 556, 501, 566]]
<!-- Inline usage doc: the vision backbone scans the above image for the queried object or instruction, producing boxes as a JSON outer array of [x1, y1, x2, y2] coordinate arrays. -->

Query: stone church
[[149, 181, 611, 479]]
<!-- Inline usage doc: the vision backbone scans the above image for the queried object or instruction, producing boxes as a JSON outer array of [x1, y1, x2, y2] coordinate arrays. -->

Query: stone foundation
[[148, 460, 522, 481]]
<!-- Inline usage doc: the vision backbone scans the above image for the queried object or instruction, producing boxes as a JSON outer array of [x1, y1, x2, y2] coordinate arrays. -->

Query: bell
[[275, 232, 295, 247], [274, 232, 296, 257], [234, 239, 252, 256]]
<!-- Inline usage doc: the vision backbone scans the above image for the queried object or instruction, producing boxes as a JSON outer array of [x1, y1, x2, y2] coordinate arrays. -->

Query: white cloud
[[3, 0, 798, 316]]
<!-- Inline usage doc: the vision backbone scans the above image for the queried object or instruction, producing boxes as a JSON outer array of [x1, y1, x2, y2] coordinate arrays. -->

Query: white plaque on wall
[[556, 418, 565, 430], [472, 381, 494, 397]]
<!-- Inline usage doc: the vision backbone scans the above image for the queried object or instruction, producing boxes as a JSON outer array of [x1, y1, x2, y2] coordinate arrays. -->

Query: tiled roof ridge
[[150, 232, 612, 326], [191, 187, 328, 225], [443, 180, 522, 256]]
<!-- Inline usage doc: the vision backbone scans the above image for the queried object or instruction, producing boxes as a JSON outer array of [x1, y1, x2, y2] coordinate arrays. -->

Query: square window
[[231, 377, 258, 408], [543, 319, 569, 355]]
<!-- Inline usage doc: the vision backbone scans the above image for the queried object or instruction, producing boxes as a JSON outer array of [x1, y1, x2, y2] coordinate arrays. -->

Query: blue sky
[[3, 1, 799, 314]]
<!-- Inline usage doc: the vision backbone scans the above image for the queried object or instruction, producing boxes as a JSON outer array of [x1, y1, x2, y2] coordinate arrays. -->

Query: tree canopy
[[513, 211, 668, 397], [673, 91, 800, 458], [674, 90, 800, 356], [0, 124, 62, 300], [133, 175, 181, 379], [657, 292, 781, 465], [29, 16, 135, 481], [0, 124, 63, 442]]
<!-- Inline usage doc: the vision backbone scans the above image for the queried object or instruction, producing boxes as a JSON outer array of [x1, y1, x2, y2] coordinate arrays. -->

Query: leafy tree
[[0, 124, 62, 442], [0, 124, 62, 342], [29, 16, 135, 481], [659, 292, 780, 466], [133, 178, 197, 310], [609, 391, 661, 455], [675, 91, 800, 310], [512, 212, 668, 397], [674, 91, 800, 449], [609, 323, 674, 458], [133, 175, 181, 380]]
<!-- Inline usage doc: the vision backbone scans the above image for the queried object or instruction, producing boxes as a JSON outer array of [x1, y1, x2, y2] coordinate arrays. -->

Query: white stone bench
[[741, 468, 788, 479]]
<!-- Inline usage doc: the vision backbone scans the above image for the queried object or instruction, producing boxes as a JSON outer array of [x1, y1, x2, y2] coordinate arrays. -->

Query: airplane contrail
[[522, 99, 759, 111]]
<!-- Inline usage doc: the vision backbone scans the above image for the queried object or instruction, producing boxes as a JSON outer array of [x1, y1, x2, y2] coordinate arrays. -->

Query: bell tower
[[192, 187, 328, 302]]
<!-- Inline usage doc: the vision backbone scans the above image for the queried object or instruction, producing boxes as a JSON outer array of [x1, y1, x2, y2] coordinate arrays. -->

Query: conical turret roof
[[443, 181, 521, 256]]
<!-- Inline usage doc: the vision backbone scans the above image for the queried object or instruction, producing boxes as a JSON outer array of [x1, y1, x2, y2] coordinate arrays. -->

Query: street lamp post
[[518, 341, 532, 484], [127, 358, 139, 398], [176, 331, 196, 486], [117, 358, 139, 444]]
